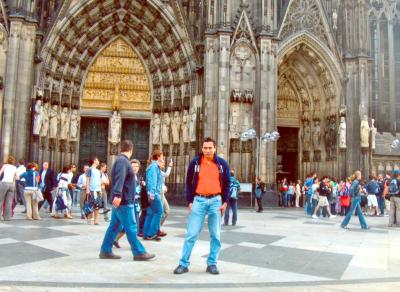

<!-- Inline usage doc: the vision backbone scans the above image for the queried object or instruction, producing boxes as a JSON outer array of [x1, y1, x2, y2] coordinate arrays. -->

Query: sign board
[[240, 183, 252, 193]]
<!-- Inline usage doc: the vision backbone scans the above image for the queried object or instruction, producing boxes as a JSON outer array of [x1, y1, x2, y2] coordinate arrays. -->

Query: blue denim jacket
[[146, 161, 163, 198]]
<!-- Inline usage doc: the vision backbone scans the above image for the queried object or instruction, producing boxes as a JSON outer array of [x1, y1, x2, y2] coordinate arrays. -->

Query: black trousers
[[139, 208, 147, 233], [38, 189, 54, 213], [256, 197, 263, 211]]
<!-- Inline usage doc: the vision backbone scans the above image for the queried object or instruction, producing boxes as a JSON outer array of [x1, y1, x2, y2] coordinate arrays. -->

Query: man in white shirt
[[16, 159, 27, 213], [77, 165, 89, 219]]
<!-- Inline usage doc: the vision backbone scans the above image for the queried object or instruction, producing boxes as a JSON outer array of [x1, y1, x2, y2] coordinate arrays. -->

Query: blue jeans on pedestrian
[[377, 195, 385, 215], [179, 195, 222, 268], [305, 194, 312, 215], [282, 192, 288, 207], [143, 195, 163, 238], [341, 196, 368, 229], [100, 204, 146, 256], [224, 198, 237, 225]]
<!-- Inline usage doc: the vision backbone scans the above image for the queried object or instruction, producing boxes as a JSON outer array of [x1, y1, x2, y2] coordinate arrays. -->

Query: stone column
[[204, 34, 218, 139], [1, 20, 22, 160], [388, 19, 396, 133], [13, 22, 36, 160], [259, 36, 278, 185], [216, 33, 230, 159]]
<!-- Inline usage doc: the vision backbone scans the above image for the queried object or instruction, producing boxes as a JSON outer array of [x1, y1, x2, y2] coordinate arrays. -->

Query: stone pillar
[[388, 19, 396, 133], [259, 37, 278, 185], [204, 34, 218, 139], [13, 22, 36, 160], [216, 33, 230, 158], [1, 20, 22, 160]]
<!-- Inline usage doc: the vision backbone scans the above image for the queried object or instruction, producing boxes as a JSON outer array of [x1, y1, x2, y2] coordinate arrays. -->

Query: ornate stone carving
[[171, 111, 181, 144], [360, 115, 370, 148], [302, 121, 311, 150], [161, 112, 171, 145], [109, 111, 121, 145], [371, 118, 377, 150], [60, 107, 70, 140], [40, 103, 50, 138], [151, 113, 161, 145], [280, 0, 330, 48], [181, 110, 190, 144], [339, 116, 346, 149], [33, 99, 43, 136], [69, 109, 80, 142], [230, 139, 241, 153], [312, 120, 321, 150], [325, 117, 337, 161], [189, 107, 197, 142], [229, 103, 240, 139], [49, 105, 59, 139]]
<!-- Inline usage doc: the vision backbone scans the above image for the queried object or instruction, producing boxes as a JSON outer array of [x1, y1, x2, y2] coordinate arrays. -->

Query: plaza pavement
[[0, 204, 400, 292]]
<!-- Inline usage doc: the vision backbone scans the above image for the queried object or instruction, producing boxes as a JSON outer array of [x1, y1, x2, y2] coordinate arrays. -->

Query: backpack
[[368, 181, 380, 195], [388, 179, 399, 195], [230, 185, 238, 200]]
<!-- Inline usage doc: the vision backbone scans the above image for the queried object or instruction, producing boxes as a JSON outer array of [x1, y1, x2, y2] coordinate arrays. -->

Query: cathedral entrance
[[277, 127, 299, 182], [78, 118, 109, 168], [122, 119, 150, 175]]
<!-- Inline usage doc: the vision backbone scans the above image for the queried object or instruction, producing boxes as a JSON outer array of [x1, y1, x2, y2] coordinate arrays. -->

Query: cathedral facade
[[0, 0, 400, 188]]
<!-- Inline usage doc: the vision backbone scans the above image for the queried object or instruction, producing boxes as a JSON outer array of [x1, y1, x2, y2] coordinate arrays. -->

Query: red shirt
[[195, 158, 222, 195]]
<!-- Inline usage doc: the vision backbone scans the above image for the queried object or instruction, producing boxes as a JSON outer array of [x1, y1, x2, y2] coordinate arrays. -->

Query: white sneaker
[[312, 215, 318, 219], [329, 215, 336, 219]]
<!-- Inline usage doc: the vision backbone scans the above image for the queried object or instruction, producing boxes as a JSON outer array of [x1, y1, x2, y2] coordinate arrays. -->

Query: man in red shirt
[[174, 137, 231, 275]]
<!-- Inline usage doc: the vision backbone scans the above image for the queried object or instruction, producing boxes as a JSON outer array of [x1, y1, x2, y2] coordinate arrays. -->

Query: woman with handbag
[[20, 163, 41, 220], [51, 166, 73, 219]]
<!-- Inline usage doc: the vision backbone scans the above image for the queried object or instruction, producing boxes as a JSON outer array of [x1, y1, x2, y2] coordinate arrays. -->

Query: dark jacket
[[319, 181, 331, 197], [110, 154, 136, 205], [185, 154, 231, 204], [20, 170, 39, 188], [39, 168, 56, 192]]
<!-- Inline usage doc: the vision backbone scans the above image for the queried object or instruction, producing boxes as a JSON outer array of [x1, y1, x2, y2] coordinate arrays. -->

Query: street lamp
[[240, 129, 280, 179]]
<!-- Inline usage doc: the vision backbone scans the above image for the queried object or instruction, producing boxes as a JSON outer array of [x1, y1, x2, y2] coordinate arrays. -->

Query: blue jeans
[[143, 195, 163, 237], [224, 198, 237, 225], [100, 204, 146, 256], [377, 196, 385, 215], [305, 194, 312, 215], [179, 196, 222, 268], [341, 196, 368, 229], [282, 192, 288, 207]]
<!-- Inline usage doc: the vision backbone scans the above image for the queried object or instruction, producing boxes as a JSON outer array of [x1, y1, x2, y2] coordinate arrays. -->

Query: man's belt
[[195, 193, 221, 198]]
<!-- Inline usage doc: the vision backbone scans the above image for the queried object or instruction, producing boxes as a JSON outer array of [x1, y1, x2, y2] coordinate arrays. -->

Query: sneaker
[[329, 215, 336, 219], [144, 235, 161, 242], [312, 214, 318, 219], [173, 265, 189, 275], [206, 265, 220, 275], [341, 225, 349, 229]]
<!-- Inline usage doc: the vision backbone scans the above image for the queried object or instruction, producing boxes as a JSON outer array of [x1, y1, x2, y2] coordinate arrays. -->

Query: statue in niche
[[371, 118, 377, 150], [302, 121, 311, 150], [189, 107, 197, 142], [109, 111, 121, 144], [40, 103, 50, 137], [181, 110, 189, 144], [69, 109, 80, 142], [151, 113, 161, 145], [339, 116, 346, 149], [32, 99, 43, 136], [325, 117, 337, 160], [49, 105, 59, 139], [332, 9, 338, 31], [312, 120, 321, 150], [171, 111, 181, 144], [360, 115, 370, 148], [161, 112, 171, 145], [60, 107, 70, 140]]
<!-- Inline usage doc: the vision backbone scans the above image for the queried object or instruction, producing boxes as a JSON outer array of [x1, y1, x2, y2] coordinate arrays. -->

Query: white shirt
[[67, 172, 73, 183], [0, 164, 17, 183], [77, 173, 87, 189], [17, 165, 26, 182], [58, 173, 69, 189]]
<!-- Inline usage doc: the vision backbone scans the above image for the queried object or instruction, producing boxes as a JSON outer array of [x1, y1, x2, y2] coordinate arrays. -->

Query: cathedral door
[[277, 127, 299, 182], [121, 119, 150, 175], [78, 118, 109, 168]]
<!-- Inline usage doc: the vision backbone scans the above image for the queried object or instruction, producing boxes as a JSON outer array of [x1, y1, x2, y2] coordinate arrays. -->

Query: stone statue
[[332, 9, 338, 31], [109, 111, 121, 144], [312, 120, 321, 150], [60, 107, 70, 140], [40, 103, 50, 137], [181, 110, 189, 143], [151, 113, 161, 145], [69, 109, 80, 142], [32, 99, 43, 136], [189, 107, 197, 142], [171, 111, 181, 144], [360, 115, 370, 148], [161, 112, 171, 145], [302, 121, 311, 150], [339, 117, 346, 149], [49, 105, 59, 139], [371, 118, 377, 150]]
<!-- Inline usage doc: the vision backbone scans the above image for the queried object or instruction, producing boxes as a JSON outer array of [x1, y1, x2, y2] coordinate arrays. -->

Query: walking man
[[99, 140, 154, 261], [174, 137, 231, 275], [38, 162, 56, 213]]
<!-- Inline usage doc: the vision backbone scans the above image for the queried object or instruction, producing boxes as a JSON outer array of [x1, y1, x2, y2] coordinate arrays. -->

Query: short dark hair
[[152, 149, 163, 160], [131, 159, 141, 167], [19, 159, 25, 165], [89, 155, 98, 165], [121, 140, 134, 153], [100, 162, 107, 169], [62, 165, 71, 173], [202, 137, 216, 147]]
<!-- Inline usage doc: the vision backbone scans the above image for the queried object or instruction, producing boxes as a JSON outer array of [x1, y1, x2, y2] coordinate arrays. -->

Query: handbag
[[33, 189, 44, 202], [82, 193, 94, 216], [55, 189, 68, 211]]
